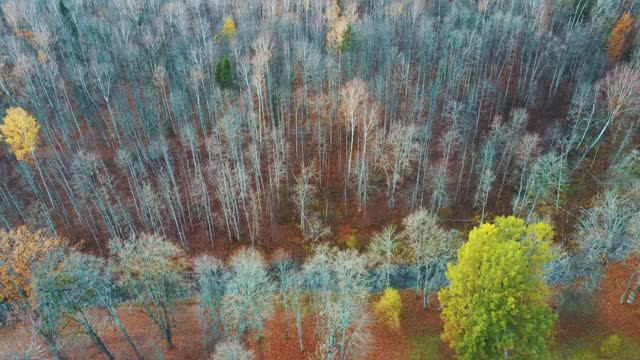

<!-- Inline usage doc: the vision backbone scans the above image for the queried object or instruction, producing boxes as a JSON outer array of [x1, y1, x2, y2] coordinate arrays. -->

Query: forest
[[0, 0, 639, 358]]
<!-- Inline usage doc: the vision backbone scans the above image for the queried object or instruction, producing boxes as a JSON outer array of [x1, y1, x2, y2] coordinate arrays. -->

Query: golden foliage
[[0, 107, 40, 163], [438, 216, 555, 359], [0, 226, 66, 303], [215, 18, 236, 43], [374, 288, 402, 329], [607, 12, 634, 63]]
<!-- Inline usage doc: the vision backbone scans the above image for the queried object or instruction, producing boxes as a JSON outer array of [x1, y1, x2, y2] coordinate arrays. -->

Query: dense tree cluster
[[0, 0, 635, 251], [1, 208, 638, 358], [0, 210, 460, 359], [0, 0, 638, 358], [0, 209, 553, 358]]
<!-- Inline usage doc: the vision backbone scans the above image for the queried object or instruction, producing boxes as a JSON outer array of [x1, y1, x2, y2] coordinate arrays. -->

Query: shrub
[[568, 350, 599, 360], [374, 288, 402, 329], [600, 334, 622, 358]]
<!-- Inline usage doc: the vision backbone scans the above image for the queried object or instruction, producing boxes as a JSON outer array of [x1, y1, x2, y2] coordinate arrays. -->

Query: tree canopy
[[439, 216, 556, 359], [0, 226, 65, 303], [0, 107, 40, 163], [607, 12, 634, 62]]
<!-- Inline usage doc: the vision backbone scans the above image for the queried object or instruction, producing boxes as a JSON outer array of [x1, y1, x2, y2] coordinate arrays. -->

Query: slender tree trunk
[[107, 306, 144, 360], [621, 270, 640, 304], [78, 315, 114, 360]]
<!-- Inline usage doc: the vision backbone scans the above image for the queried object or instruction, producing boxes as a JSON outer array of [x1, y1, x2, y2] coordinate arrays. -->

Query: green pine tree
[[214, 56, 233, 89], [338, 24, 360, 53]]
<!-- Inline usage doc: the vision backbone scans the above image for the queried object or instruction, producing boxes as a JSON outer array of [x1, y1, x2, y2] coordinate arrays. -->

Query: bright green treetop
[[438, 216, 556, 360]]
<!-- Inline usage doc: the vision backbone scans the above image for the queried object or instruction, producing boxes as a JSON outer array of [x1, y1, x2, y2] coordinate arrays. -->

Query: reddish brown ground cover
[[593, 258, 640, 338], [1, 261, 639, 359]]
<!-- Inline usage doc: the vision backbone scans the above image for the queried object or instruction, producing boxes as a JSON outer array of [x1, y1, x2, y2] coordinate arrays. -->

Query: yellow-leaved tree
[[0, 226, 66, 303], [0, 107, 40, 163], [374, 288, 402, 329], [216, 18, 236, 43], [439, 216, 556, 359], [607, 12, 634, 63]]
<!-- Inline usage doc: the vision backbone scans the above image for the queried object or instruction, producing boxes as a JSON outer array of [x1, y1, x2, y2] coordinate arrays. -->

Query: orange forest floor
[[1, 260, 639, 359]]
